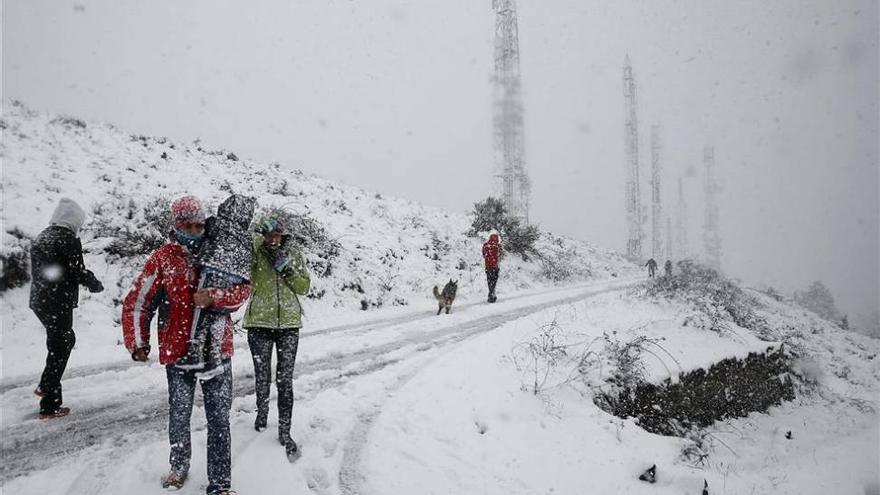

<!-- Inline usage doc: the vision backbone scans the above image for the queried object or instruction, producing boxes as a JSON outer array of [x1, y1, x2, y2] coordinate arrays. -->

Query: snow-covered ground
[[2, 104, 878, 495]]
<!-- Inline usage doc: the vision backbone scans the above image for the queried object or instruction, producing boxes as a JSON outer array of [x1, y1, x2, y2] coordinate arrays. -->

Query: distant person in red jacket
[[122, 195, 250, 495], [482, 231, 502, 303]]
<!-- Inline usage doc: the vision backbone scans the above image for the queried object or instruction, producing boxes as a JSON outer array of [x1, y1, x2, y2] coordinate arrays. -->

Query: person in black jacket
[[29, 198, 103, 419]]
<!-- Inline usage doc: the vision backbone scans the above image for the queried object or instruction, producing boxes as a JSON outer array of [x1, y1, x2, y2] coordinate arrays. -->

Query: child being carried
[[176, 194, 256, 380]]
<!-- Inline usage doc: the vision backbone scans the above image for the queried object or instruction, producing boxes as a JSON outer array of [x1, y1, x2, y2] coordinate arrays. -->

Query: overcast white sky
[[3, 0, 878, 324]]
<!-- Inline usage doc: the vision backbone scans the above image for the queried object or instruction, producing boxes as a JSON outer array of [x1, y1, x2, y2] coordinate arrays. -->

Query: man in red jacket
[[482, 231, 502, 303], [122, 195, 250, 495]]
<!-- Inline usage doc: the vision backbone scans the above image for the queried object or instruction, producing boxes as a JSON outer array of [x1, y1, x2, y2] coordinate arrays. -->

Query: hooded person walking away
[[243, 216, 310, 461], [29, 198, 104, 419], [122, 195, 250, 495], [482, 231, 502, 303], [645, 258, 657, 278]]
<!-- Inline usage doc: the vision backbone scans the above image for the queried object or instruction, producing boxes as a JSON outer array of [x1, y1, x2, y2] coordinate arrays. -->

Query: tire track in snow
[[334, 282, 633, 495], [0, 280, 635, 485], [0, 282, 602, 396]]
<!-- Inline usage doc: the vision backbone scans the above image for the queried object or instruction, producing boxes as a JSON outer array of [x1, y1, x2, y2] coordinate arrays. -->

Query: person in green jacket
[[244, 216, 310, 461]]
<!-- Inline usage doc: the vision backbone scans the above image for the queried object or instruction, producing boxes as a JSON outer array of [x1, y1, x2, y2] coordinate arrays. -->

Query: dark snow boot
[[279, 428, 300, 461], [161, 469, 187, 490], [283, 437, 300, 462], [638, 464, 656, 483], [38, 406, 70, 420], [33, 387, 46, 397], [254, 410, 268, 432]]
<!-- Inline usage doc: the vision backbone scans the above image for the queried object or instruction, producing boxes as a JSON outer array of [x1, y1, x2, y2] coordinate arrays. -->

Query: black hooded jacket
[[29, 226, 99, 312]]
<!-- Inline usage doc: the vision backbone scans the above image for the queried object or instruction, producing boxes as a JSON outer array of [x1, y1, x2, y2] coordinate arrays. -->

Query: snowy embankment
[[361, 290, 879, 495], [0, 101, 635, 380]]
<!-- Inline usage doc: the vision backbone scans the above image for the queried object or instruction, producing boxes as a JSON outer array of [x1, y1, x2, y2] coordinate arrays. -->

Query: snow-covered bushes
[[534, 235, 593, 282], [467, 197, 539, 257], [95, 196, 170, 260], [793, 280, 843, 323], [0, 228, 31, 291], [594, 345, 795, 436], [646, 260, 768, 335]]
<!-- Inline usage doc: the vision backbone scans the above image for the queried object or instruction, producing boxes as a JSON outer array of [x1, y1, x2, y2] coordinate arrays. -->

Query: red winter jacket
[[482, 234, 502, 270], [122, 242, 251, 365]]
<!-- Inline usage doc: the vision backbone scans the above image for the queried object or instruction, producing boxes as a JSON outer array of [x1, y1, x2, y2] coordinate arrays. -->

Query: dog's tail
[[432, 286, 441, 300]]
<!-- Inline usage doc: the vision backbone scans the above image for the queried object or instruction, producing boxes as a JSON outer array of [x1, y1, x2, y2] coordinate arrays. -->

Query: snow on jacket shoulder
[[122, 242, 251, 364]]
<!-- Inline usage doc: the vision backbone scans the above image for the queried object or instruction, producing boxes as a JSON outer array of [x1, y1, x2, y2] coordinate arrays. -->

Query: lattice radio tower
[[675, 176, 689, 259], [703, 146, 722, 270], [622, 55, 643, 259], [650, 124, 663, 259], [492, 0, 530, 223]]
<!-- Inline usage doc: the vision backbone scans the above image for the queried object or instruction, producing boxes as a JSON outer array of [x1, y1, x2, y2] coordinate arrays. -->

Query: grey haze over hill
[[3, 0, 877, 327]]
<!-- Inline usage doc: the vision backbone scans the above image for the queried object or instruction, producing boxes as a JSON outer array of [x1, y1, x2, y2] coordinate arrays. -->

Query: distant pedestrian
[[645, 258, 657, 278], [30, 198, 104, 419], [482, 231, 502, 303], [243, 216, 310, 461], [122, 195, 250, 494], [664, 260, 673, 277]]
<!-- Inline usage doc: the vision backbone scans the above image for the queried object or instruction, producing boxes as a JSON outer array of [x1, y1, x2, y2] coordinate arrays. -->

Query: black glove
[[82, 270, 104, 293]]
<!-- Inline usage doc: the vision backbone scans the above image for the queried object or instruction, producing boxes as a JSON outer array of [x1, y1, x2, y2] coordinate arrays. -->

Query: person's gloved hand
[[83, 270, 104, 293], [272, 250, 292, 274], [132, 347, 150, 362]]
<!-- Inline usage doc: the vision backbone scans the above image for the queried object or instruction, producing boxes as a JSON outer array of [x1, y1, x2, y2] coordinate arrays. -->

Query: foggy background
[[3, 0, 878, 327]]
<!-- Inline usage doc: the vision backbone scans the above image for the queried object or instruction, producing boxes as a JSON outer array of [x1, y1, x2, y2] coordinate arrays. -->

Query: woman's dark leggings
[[246, 327, 300, 436]]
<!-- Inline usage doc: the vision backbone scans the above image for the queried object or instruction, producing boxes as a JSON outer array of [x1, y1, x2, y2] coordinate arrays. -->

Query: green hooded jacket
[[243, 235, 310, 330]]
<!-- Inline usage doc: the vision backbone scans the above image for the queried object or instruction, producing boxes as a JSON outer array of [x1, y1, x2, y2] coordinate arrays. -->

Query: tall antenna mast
[[650, 124, 663, 259], [622, 55, 643, 259], [703, 146, 722, 270], [492, 0, 530, 223], [675, 176, 688, 259]]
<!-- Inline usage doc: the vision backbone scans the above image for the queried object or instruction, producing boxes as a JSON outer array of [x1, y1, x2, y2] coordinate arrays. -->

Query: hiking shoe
[[38, 407, 70, 420], [33, 387, 46, 398], [210, 491, 237, 495], [160, 470, 188, 490]]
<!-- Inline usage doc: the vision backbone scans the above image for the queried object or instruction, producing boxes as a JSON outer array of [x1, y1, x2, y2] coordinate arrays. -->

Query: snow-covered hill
[[0, 101, 877, 495], [0, 100, 635, 377]]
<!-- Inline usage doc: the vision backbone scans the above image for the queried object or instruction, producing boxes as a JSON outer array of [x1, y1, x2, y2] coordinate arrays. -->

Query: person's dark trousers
[[34, 308, 75, 414], [166, 360, 233, 494], [486, 268, 499, 299], [247, 328, 300, 438]]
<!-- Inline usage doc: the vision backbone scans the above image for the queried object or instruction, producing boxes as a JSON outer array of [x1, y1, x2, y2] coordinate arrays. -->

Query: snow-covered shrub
[[645, 260, 768, 335], [535, 235, 592, 282], [793, 280, 842, 323], [466, 196, 539, 258], [0, 229, 31, 291], [511, 320, 569, 395], [98, 196, 171, 260], [595, 346, 795, 436]]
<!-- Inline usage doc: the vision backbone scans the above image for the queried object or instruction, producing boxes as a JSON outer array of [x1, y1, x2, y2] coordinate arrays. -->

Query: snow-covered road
[[0, 277, 638, 494]]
